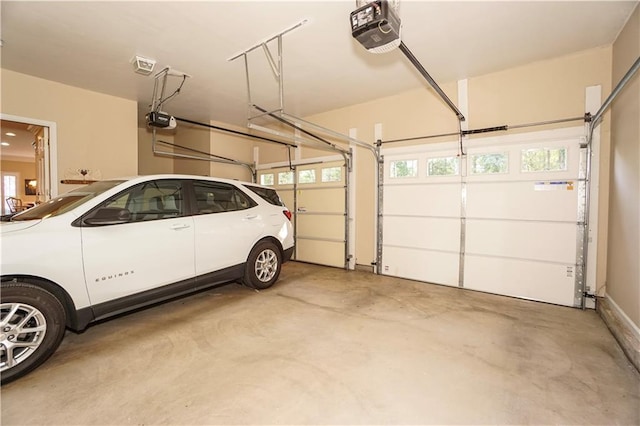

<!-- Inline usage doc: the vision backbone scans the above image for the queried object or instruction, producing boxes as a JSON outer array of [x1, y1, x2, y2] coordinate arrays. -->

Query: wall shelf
[[60, 179, 98, 184]]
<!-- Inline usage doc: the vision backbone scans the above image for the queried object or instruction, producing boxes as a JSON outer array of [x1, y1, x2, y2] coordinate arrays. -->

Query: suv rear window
[[244, 185, 285, 207]]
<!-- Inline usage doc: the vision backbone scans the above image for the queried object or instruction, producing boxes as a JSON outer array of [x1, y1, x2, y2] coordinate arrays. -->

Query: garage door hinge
[[583, 292, 596, 299]]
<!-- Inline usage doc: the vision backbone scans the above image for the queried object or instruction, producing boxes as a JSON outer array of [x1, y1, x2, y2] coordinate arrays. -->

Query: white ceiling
[[1, 1, 637, 129]]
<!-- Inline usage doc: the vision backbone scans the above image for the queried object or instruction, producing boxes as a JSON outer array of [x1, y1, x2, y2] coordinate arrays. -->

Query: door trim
[[1, 113, 58, 198]]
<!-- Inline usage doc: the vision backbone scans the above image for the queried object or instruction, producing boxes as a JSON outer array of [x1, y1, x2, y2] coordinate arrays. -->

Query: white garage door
[[258, 160, 347, 268], [381, 127, 588, 307]]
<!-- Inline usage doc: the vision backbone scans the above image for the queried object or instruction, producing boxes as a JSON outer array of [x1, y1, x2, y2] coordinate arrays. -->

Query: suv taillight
[[283, 210, 292, 221]]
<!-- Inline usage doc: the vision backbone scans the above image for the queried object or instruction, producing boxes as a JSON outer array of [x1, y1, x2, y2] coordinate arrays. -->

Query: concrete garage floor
[[1, 262, 639, 425]]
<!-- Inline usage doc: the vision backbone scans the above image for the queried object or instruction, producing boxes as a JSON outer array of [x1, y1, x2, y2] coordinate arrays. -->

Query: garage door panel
[[297, 187, 345, 213], [466, 181, 579, 222], [296, 240, 344, 268], [384, 184, 461, 217], [383, 216, 460, 252], [296, 179, 346, 267], [277, 188, 294, 210], [259, 161, 347, 269], [382, 247, 459, 287], [381, 127, 587, 308], [466, 220, 577, 264], [464, 255, 576, 306], [298, 215, 344, 240]]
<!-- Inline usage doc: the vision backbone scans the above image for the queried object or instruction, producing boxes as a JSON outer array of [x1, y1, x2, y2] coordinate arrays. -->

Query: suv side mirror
[[84, 207, 131, 226]]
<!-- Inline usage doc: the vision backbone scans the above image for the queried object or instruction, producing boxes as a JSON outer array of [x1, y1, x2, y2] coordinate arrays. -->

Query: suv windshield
[[11, 180, 126, 221]]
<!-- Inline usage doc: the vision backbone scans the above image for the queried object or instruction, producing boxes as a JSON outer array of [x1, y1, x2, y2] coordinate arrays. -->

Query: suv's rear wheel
[[0, 282, 66, 384], [243, 241, 282, 290]]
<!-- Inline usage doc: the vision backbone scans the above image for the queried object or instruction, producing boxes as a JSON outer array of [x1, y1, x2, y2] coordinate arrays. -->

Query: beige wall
[[469, 47, 612, 129], [254, 140, 293, 165], [171, 121, 255, 181], [208, 121, 254, 182], [1, 69, 138, 194], [172, 124, 210, 176], [608, 5, 640, 328], [253, 48, 613, 271], [138, 127, 174, 175], [139, 121, 255, 181]]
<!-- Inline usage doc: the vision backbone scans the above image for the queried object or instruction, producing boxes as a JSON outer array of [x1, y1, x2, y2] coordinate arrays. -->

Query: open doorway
[[0, 119, 51, 215]]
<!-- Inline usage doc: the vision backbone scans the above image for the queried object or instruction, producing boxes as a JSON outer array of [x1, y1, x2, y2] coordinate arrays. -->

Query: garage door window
[[278, 171, 294, 185], [427, 156, 459, 176], [321, 167, 342, 183], [470, 153, 508, 174], [390, 159, 418, 178], [260, 173, 274, 186], [298, 170, 316, 184], [521, 147, 567, 172]]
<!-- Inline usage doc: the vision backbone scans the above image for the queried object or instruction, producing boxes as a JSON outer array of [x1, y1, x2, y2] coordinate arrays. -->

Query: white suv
[[0, 175, 294, 383]]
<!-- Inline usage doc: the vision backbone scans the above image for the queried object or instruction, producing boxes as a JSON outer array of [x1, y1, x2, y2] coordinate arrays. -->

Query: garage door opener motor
[[146, 67, 191, 130], [350, 0, 401, 54], [350, 0, 465, 122]]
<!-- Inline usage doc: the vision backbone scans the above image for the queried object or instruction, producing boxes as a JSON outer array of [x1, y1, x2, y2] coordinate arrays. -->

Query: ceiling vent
[[132, 55, 156, 76]]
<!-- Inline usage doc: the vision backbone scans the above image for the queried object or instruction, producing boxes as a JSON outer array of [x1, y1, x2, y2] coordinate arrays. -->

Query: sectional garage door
[[381, 127, 588, 307], [258, 160, 347, 268]]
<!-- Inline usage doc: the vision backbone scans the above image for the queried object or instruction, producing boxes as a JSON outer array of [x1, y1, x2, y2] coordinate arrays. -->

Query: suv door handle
[[245, 214, 258, 220], [170, 223, 191, 230]]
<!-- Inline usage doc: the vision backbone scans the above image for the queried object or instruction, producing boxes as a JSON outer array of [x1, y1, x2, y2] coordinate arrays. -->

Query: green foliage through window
[[427, 157, 459, 176], [390, 160, 418, 178], [278, 171, 294, 185], [298, 169, 316, 184], [260, 174, 274, 186], [521, 148, 567, 172], [470, 153, 508, 174], [321, 167, 342, 182]]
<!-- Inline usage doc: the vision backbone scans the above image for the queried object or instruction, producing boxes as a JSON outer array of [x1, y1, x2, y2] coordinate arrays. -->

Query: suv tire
[[243, 241, 282, 290], [1, 282, 66, 384]]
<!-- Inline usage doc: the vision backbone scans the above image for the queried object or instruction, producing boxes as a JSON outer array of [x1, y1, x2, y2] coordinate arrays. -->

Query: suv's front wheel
[[0, 282, 67, 384], [243, 241, 282, 290]]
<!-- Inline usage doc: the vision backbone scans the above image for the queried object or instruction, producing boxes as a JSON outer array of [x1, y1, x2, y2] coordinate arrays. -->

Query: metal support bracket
[[229, 20, 307, 123], [261, 43, 280, 79]]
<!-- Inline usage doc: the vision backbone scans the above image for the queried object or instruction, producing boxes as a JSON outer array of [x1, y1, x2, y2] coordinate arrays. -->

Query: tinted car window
[[244, 185, 285, 207], [11, 180, 126, 221], [86, 180, 184, 224], [193, 181, 257, 214]]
